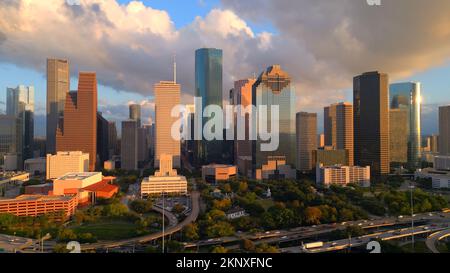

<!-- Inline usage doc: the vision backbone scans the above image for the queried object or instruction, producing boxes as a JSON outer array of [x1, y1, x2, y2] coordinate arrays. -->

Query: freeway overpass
[[81, 191, 200, 251], [425, 228, 450, 253]]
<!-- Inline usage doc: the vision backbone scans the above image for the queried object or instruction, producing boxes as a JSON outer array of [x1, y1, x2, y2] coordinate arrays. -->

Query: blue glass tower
[[195, 48, 225, 164]]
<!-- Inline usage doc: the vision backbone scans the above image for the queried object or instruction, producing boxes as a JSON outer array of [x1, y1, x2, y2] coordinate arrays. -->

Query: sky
[[0, 0, 449, 137]]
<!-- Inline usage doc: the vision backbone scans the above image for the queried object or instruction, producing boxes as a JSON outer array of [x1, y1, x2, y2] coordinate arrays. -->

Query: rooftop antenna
[[173, 53, 177, 83]]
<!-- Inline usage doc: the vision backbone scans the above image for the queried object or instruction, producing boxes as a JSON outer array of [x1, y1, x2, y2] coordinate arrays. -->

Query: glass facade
[[195, 48, 225, 164], [6, 85, 34, 162], [390, 82, 422, 168], [252, 65, 296, 170]]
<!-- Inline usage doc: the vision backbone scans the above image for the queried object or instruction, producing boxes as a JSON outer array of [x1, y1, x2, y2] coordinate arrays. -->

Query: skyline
[[1, 0, 450, 137]]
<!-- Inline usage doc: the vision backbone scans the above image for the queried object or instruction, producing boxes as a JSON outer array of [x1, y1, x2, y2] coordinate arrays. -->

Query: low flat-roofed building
[[46, 151, 89, 180], [24, 157, 46, 175], [316, 164, 370, 187], [103, 160, 115, 171], [0, 172, 30, 193], [312, 147, 349, 167], [434, 156, 450, 171], [141, 154, 187, 197], [202, 164, 237, 183], [415, 168, 450, 189], [0, 194, 78, 220], [24, 183, 53, 195], [52, 172, 118, 204], [256, 156, 296, 181]]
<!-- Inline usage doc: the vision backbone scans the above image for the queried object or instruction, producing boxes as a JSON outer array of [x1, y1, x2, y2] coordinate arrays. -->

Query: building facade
[[354, 71, 390, 176], [0, 115, 21, 168], [439, 106, 450, 156], [296, 112, 317, 172], [154, 81, 181, 168], [324, 102, 354, 166], [141, 154, 187, 197], [202, 164, 237, 183], [129, 104, 141, 128], [195, 48, 224, 165], [97, 112, 109, 167], [312, 147, 349, 167], [389, 108, 408, 165], [6, 85, 34, 161], [316, 164, 371, 187], [46, 151, 89, 180], [47, 59, 69, 155], [389, 82, 422, 168], [56, 72, 97, 171], [434, 156, 450, 171], [121, 120, 138, 170]]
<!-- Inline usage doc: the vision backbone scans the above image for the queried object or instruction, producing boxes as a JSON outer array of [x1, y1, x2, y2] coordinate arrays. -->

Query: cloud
[[1, 0, 450, 124]]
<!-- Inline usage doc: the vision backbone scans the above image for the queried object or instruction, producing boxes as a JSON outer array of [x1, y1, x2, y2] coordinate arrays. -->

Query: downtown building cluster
[[1, 47, 450, 219]]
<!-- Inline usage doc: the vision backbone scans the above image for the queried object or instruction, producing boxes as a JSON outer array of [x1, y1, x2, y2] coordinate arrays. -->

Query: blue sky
[[0, 0, 448, 137]]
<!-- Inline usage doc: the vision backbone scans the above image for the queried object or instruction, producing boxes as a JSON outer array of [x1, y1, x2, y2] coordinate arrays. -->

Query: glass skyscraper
[[252, 65, 296, 171], [6, 85, 34, 162], [390, 82, 422, 169], [195, 48, 225, 164]]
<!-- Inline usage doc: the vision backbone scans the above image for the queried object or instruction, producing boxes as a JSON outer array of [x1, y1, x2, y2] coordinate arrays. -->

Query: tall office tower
[[154, 81, 181, 168], [195, 48, 224, 164], [108, 121, 118, 157], [0, 115, 21, 167], [430, 135, 439, 153], [47, 59, 69, 154], [97, 112, 109, 166], [129, 104, 141, 128], [138, 127, 150, 164], [253, 65, 297, 173], [121, 120, 138, 170], [56, 72, 97, 171], [323, 102, 354, 166], [439, 106, 450, 155], [389, 109, 408, 165], [6, 85, 34, 161], [230, 79, 256, 164], [390, 82, 422, 168], [354, 71, 390, 176], [296, 112, 317, 172]]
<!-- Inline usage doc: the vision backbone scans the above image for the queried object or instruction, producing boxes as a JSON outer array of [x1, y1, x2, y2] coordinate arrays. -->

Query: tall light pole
[[162, 191, 165, 254], [410, 183, 415, 252]]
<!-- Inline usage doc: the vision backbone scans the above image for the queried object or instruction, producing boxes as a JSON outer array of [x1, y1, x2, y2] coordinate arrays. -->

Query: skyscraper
[[324, 102, 354, 165], [56, 72, 97, 171], [0, 115, 21, 168], [129, 104, 142, 128], [390, 82, 422, 168], [47, 59, 69, 154], [97, 112, 110, 167], [6, 85, 34, 161], [389, 109, 408, 165], [230, 78, 256, 164], [121, 120, 138, 170], [108, 121, 118, 157], [354, 71, 390, 176], [439, 106, 450, 156], [154, 81, 181, 168], [296, 112, 317, 172], [251, 65, 296, 175], [195, 48, 223, 164]]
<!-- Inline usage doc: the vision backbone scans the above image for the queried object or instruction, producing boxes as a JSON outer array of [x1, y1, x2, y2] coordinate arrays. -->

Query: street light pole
[[162, 191, 165, 254], [410, 183, 415, 252]]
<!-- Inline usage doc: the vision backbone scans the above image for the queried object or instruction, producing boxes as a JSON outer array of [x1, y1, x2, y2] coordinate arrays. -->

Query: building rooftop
[[0, 194, 75, 203], [57, 172, 101, 181]]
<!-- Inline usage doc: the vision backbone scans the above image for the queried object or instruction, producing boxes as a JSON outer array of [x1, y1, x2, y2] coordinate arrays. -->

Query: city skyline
[[1, 0, 450, 137]]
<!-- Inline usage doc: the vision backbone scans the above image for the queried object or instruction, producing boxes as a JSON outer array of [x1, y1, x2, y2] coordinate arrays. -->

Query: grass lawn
[[401, 241, 432, 253], [70, 219, 145, 240]]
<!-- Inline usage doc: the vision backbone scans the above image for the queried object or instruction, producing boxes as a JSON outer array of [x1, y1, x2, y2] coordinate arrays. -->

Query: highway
[[184, 211, 450, 250], [425, 228, 450, 253], [0, 234, 36, 253], [81, 191, 200, 251]]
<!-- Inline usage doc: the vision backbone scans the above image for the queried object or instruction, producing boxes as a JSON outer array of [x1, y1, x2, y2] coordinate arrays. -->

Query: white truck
[[302, 241, 324, 250]]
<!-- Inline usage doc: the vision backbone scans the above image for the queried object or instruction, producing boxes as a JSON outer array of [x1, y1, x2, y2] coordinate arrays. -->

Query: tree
[[103, 203, 128, 217], [205, 221, 235, 238], [211, 246, 228, 253], [242, 239, 255, 251], [57, 229, 77, 242], [304, 207, 322, 225], [183, 223, 199, 241], [172, 204, 185, 214]]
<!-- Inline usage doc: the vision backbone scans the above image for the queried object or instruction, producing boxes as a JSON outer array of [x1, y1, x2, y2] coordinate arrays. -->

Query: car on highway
[[398, 215, 404, 219]]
